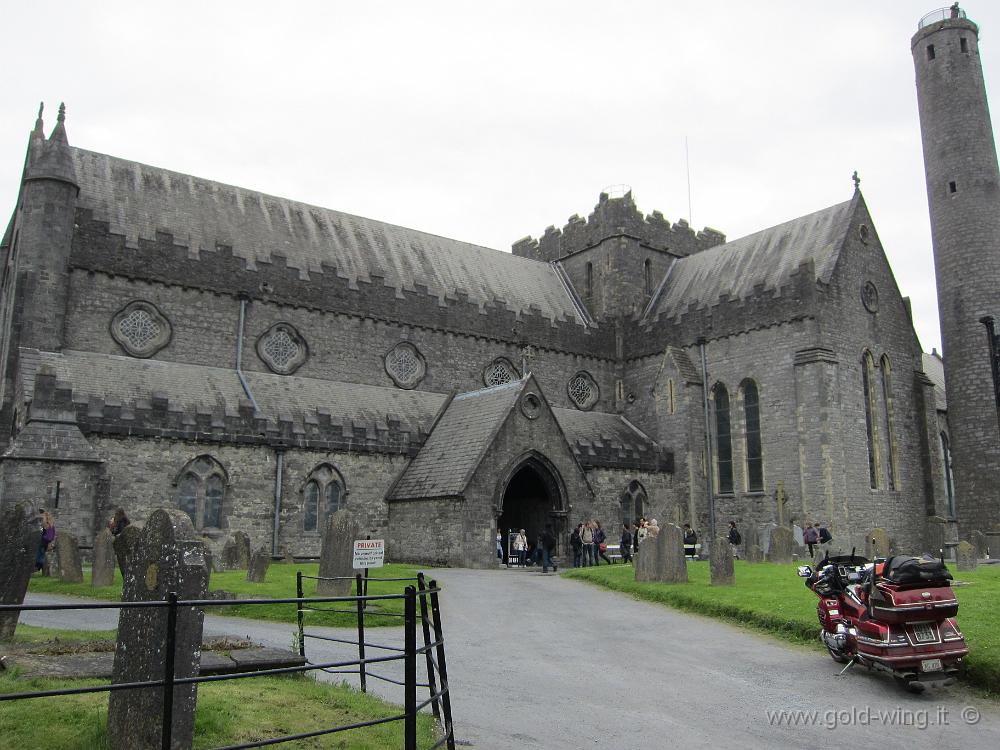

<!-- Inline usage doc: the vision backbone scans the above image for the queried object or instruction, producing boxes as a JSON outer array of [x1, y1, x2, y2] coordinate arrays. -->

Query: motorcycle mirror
[[796, 565, 813, 578]]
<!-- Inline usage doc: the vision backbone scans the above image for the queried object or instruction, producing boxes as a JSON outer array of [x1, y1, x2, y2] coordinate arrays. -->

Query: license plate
[[921, 658, 943, 673], [913, 623, 937, 643]]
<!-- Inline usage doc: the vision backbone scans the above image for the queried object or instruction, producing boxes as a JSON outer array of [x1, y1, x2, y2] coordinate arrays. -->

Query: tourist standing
[[496, 531, 504, 564], [683, 524, 697, 559], [620, 523, 634, 564], [581, 521, 595, 566], [539, 524, 557, 573], [803, 524, 819, 558], [817, 523, 833, 553], [646, 518, 660, 539], [637, 518, 648, 548], [727, 521, 742, 560], [36, 509, 56, 572], [594, 521, 612, 564], [513, 529, 528, 567], [570, 524, 583, 567]]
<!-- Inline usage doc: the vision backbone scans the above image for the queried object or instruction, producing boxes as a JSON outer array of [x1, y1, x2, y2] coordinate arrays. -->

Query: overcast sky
[[2, 0, 998, 354]]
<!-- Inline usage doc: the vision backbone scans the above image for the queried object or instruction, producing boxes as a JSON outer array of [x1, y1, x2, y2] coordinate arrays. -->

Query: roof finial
[[57, 102, 66, 123], [31, 102, 45, 141], [852, 170, 861, 191], [37, 102, 44, 120]]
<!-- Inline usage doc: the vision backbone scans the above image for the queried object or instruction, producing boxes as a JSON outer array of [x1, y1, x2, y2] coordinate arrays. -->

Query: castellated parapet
[[512, 191, 726, 262]]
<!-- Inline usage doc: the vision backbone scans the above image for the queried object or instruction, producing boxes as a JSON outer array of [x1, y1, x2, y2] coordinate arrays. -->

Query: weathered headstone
[[220, 531, 251, 569], [53, 532, 83, 583], [633, 537, 659, 582], [113, 524, 141, 579], [956, 540, 977, 572], [655, 523, 688, 583], [792, 524, 805, 546], [0, 503, 40, 640], [202, 549, 214, 586], [710, 535, 735, 586], [91, 529, 116, 587], [107, 508, 209, 750], [317, 511, 360, 596], [246, 548, 271, 583], [971, 530, 989, 560], [759, 523, 778, 555], [766, 526, 794, 564], [926, 515, 948, 557], [866, 527, 891, 560], [743, 524, 763, 563], [284, 548, 295, 565]]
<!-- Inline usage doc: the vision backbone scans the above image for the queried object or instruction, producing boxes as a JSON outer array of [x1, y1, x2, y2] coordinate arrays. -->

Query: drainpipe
[[236, 294, 260, 413], [272, 449, 284, 557], [698, 337, 717, 547]]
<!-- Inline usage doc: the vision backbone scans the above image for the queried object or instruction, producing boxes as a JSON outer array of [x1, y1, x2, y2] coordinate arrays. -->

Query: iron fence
[[0, 574, 456, 750]]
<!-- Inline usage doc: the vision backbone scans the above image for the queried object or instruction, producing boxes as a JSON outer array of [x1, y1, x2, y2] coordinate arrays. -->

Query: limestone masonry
[[1, 8, 997, 565]]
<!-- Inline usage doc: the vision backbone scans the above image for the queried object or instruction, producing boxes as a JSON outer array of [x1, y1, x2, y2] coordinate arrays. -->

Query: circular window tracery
[[483, 357, 519, 387], [861, 281, 879, 314], [385, 342, 426, 389], [256, 323, 309, 374], [567, 371, 599, 410], [520, 392, 542, 419], [110, 300, 172, 358]]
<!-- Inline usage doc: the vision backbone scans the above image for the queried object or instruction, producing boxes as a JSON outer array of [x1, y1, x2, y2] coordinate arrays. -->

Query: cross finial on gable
[[852, 170, 861, 191], [519, 344, 535, 376]]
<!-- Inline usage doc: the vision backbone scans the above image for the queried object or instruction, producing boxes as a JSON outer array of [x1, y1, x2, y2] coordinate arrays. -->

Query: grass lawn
[[2, 623, 117, 644], [27, 563, 429, 627], [0, 670, 438, 749], [565, 560, 1000, 693]]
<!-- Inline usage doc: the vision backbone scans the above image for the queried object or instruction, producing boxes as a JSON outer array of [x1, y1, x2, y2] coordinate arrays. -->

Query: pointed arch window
[[713, 383, 733, 495], [862, 352, 881, 489], [644, 259, 653, 295], [620, 480, 647, 525], [586, 262, 594, 298], [742, 379, 764, 492], [880, 355, 898, 490], [302, 464, 346, 533], [174, 455, 228, 530]]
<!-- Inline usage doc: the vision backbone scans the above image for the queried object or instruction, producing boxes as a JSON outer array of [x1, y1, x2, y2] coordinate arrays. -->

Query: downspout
[[236, 294, 260, 413], [699, 337, 717, 547], [272, 449, 284, 557]]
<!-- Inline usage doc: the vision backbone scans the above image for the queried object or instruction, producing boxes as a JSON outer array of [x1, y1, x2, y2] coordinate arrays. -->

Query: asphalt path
[[18, 568, 1000, 749]]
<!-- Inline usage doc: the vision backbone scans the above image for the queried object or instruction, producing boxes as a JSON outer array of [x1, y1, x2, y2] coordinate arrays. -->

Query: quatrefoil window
[[385, 342, 426, 389], [256, 323, 308, 374], [110, 301, 172, 358], [567, 371, 599, 410], [483, 357, 519, 387]]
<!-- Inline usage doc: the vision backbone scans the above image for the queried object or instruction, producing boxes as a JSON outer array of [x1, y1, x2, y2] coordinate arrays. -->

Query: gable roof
[[553, 408, 666, 471], [645, 196, 856, 323], [389, 379, 525, 499], [69, 147, 584, 325], [2, 418, 103, 463]]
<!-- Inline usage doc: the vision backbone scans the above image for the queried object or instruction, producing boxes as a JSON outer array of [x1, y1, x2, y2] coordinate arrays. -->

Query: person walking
[[817, 522, 833, 553], [570, 524, 583, 568], [620, 523, 634, 564], [513, 529, 528, 567], [727, 521, 742, 560], [581, 521, 595, 566], [539, 524, 558, 573], [803, 524, 819, 559], [36, 509, 56, 572], [594, 521, 612, 564]]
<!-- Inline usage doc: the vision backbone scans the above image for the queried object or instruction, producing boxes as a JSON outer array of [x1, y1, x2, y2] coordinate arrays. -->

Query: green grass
[[27, 563, 429, 627], [2, 623, 117, 644], [0, 670, 438, 749], [565, 561, 1000, 693]]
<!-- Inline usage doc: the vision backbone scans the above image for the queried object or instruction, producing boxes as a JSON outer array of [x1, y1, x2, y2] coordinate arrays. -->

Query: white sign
[[352, 539, 385, 569]]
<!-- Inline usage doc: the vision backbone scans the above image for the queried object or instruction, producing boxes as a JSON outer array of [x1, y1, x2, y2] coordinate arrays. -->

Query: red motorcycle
[[798, 550, 968, 692]]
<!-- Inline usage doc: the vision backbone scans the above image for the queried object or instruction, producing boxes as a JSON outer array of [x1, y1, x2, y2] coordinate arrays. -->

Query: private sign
[[352, 539, 385, 569]]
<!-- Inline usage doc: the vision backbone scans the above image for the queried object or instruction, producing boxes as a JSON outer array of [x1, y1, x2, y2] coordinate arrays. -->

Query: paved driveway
[[19, 568, 1000, 749]]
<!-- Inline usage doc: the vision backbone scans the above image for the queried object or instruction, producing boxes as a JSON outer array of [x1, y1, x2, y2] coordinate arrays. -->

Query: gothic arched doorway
[[495, 452, 567, 558]]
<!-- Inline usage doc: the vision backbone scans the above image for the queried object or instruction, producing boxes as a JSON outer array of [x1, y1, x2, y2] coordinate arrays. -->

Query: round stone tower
[[913, 5, 1000, 534]]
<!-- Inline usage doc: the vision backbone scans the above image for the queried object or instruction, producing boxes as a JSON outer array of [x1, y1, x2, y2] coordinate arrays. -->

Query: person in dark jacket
[[620, 523, 634, 564], [570, 524, 583, 568], [683, 524, 698, 559], [539, 525, 557, 573], [594, 520, 612, 564], [727, 521, 742, 560]]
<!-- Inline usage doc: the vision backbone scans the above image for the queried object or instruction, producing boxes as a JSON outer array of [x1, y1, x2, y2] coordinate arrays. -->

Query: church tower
[[913, 5, 1000, 533]]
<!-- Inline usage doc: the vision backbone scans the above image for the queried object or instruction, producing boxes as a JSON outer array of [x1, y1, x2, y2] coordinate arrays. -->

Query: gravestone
[[221, 531, 251, 570], [971, 530, 989, 560], [113, 525, 141, 579], [0, 503, 40, 640], [53, 532, 83, 583], [792, 524, 805, 546], [284, 549, 295, 565], [92, 529, 116, 587], [926, 515, 948, 557], [760, 523, 778, 555], [866, 527, 891, 559], [246, 548, 271, 583], [107, 508, 209, 750], [743, 524, 763, 563], [633, 536, 659, 582], [710, 536, 735, 586], [766, 526, 794, 564], [956, 541, 977, 572], [202, 549, 214, 586], [317, 511, 359, 596], [655, 523, 688, 583]]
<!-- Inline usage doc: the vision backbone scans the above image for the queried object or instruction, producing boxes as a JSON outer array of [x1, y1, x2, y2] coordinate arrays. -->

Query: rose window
[[110, 301, 172, 357], [119, 309, 160, 350], [484, 358, 518, 387], [385, 342, 426, 389], [568, 372, 599, 410], [264, 330, 299, 368], [256, 323, 308, 374]]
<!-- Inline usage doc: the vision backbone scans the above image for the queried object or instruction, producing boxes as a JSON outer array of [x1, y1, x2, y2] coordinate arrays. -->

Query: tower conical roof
[[25, 102, 78, 189]]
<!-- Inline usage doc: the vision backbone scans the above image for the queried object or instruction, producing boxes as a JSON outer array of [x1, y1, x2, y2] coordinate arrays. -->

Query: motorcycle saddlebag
[[871, 581, 959, 623], [880, 555, 952, 586]]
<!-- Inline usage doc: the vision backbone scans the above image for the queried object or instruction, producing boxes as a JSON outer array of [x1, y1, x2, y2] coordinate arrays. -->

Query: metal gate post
[[416, 572, 441, 720], [356, 572, 367, 693], [161, 592, 178, 750], [404, 585, 417, 750], [428, 580, 456, 750], [295, 571, 305, 659]]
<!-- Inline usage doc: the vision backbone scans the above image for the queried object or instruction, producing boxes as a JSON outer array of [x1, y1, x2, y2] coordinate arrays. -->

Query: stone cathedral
[[3, 8, 997, 567]]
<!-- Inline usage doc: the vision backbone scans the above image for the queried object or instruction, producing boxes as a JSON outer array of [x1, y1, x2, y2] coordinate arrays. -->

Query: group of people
[[803, 522, 833, 558], [33, 506, 131, 573], [498, 524, 559, 572]]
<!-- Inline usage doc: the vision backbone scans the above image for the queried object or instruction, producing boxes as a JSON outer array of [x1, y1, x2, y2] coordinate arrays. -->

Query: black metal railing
[[0, 575, 456, 750], [918, 6, 968, 29]]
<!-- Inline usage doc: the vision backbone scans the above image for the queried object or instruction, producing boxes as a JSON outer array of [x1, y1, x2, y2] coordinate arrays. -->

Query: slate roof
[[3, 419, 103, 463], [389, 380, 524, 500], [552, 408, 663, 469], [69, 147, 584, 324], [18, 349, 448, 435], [645, 197, 856, 322], [922, 351, 947, 411]]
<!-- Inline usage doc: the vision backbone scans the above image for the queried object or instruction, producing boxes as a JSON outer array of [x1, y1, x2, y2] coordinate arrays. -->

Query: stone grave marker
[[743, 524, 763, 563], [926, 515, 948, 557], [92, 529, 116, 587], [766, 526, 794, 564], [113, 524, 141, 579], [710, 535, 735, 586], [971, 530, 989, 560], [53, 531, 83, 583], [655, 523, 688, 583], [246, 548, 271, 583], [866, 527, 891, 559], [0, 503, 40, 640], [107, 508, 209, 750], [633, 536, 659, 582], [956, 540, 977, 572], [317, 511, 360, 596], [202, 549, 214, 586]]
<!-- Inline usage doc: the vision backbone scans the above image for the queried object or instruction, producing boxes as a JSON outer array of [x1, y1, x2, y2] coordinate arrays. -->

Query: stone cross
[[0, 503, 40, 640], [519, 344, 536, 376], [107, 508, 209, 750]]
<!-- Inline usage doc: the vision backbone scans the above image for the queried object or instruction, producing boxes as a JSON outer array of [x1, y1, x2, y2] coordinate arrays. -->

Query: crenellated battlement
[[512, 191, 726, 262]]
